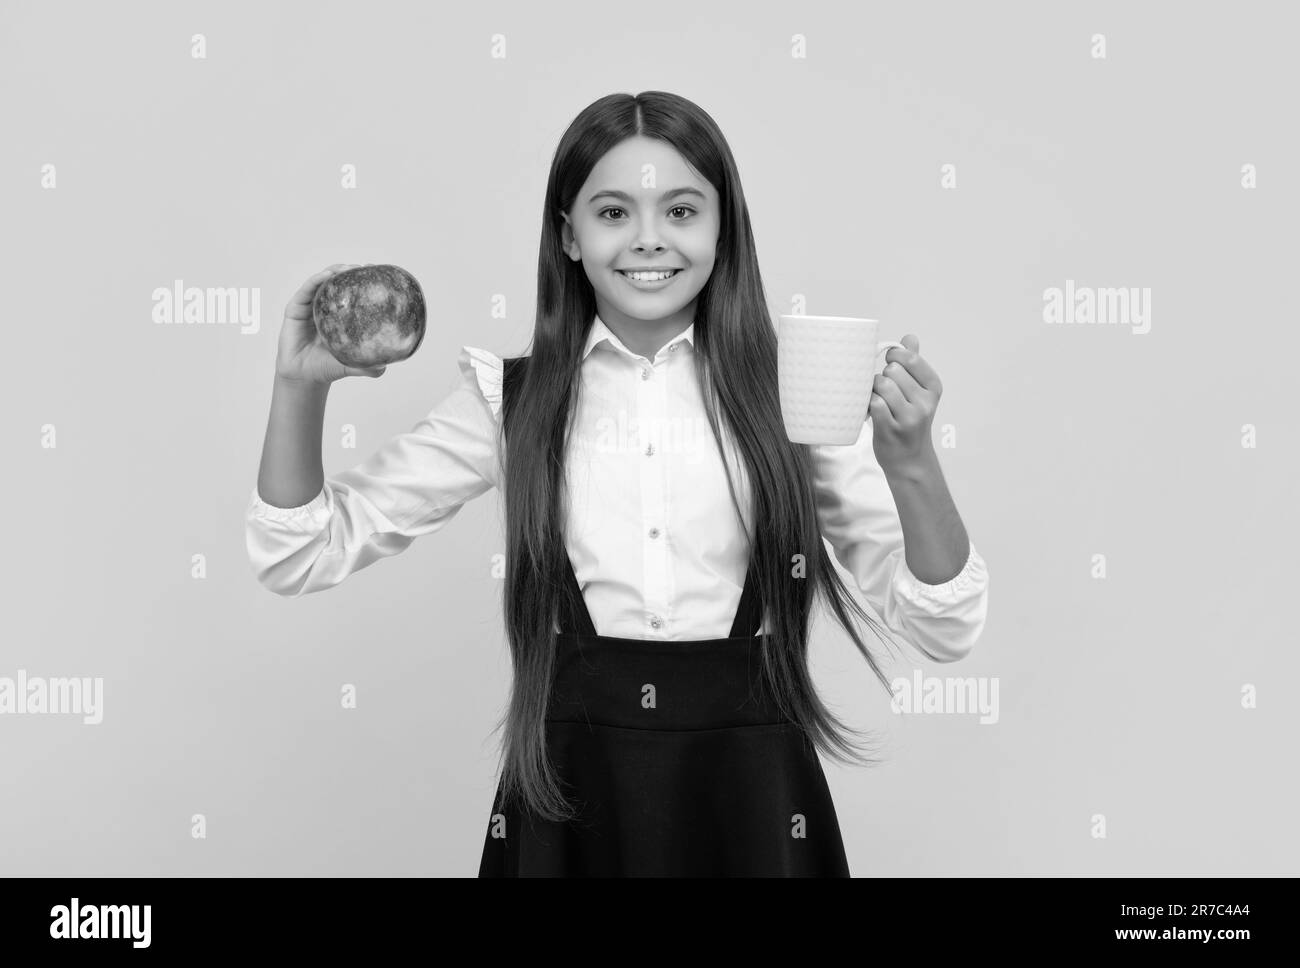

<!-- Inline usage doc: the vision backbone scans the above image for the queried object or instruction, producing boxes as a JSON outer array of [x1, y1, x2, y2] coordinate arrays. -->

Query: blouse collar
[[583, 313, 696, 362]]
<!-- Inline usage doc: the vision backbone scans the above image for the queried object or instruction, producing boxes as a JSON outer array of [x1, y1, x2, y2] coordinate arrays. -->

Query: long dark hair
[[492, 90, 905, 822]]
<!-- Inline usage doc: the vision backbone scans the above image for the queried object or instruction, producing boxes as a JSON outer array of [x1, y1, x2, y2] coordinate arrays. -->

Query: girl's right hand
[[274, 264, 388, 385]]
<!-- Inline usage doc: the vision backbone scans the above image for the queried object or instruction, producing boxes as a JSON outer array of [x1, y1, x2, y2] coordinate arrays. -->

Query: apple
[[312, 264, 427, 368]]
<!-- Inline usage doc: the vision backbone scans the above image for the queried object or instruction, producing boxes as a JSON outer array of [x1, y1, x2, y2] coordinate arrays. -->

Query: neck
[[596, 303, 694, 361]]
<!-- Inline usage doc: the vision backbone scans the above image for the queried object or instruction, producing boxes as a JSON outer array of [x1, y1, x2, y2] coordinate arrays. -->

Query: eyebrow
[[587, 187, 707, 204]]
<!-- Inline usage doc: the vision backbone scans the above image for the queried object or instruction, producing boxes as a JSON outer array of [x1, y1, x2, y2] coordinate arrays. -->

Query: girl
[[246, 91, 989, 877]]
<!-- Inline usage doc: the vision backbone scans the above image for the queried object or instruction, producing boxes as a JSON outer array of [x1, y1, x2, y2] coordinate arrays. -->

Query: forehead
[[582, 137, 714, 198]]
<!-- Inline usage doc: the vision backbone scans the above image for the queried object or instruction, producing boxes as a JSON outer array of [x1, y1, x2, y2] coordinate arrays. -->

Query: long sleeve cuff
[[885, 541, 989, 663], [245, 484, 330, 529], [894, 539, 987, 607]]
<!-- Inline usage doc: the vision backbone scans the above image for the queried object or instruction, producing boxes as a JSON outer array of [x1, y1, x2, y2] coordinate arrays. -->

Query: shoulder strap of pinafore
[[500, 354, 762, 639]]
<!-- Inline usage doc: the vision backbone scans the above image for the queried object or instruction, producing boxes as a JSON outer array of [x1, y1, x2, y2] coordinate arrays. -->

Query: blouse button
[[640, 367, 651, 380], [669, 343, 678, 352], [648, 527, 660, 539], [649, 615, 663, 629]]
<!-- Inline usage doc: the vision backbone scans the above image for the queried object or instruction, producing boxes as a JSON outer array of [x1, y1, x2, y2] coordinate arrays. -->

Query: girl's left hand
[[868, 334, 942, 474]]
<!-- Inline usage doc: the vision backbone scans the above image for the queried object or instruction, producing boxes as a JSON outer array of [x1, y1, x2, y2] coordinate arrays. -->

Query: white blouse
[[245, 314, 989, 661]]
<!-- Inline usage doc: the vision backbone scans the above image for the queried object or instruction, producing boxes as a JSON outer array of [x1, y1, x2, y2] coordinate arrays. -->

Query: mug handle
[[866, 340, 908, 421], [875, 340, 907, 361]]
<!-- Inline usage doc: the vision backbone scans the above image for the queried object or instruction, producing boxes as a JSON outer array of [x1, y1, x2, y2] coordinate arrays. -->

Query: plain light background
[[2, 0, 1296, 876]]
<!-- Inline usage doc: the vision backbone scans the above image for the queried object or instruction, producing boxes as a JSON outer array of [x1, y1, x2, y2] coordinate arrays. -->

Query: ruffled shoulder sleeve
[[456, 346, 504, 418]]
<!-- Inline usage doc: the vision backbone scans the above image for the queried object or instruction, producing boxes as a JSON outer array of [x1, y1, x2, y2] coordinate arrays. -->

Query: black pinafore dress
[[477, 357, 851, 877]]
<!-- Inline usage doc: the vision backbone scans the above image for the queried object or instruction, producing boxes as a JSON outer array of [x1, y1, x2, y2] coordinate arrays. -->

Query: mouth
[[616, 268, 683, 289]]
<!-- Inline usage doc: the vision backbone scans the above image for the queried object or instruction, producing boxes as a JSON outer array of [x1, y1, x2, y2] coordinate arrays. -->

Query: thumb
[[343, 365, 387, 379]]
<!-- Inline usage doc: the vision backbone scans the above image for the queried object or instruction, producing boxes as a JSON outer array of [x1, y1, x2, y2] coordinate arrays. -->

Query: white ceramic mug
[[777, 315, 906, 445]]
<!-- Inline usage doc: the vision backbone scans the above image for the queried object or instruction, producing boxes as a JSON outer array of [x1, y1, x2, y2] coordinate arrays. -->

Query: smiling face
[[561, 136, 720, 333]]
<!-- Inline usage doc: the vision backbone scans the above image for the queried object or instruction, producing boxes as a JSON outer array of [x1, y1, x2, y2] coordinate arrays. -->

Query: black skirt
[[477, 551, 851, 877]]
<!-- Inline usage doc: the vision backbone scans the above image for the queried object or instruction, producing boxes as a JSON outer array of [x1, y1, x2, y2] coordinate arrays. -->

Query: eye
[[597, 205, 697, 222]]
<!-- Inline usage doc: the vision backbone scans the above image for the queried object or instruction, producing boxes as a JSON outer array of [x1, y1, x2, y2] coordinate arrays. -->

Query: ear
[[559, 211, 579, 260]]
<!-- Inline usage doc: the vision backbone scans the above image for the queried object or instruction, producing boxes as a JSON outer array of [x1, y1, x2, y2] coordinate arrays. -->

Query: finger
[[871, 374, 910, 416], [887, 338, 941, 393], [286, 265, 362, 317], [287, 267, 341, 309], [867, 390, 896, 425], [343, 365, 387, 379], [881, 359, 923, 402]]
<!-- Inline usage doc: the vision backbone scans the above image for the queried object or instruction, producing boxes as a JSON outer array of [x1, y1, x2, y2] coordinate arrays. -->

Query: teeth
[[622, 270, 677, 282]]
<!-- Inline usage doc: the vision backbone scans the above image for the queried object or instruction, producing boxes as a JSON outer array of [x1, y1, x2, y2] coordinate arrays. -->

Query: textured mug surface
[[778, 315, 905, 445]]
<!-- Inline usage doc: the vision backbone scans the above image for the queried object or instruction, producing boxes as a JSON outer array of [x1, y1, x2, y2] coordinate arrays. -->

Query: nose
[[633, 238, 667, 256]]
